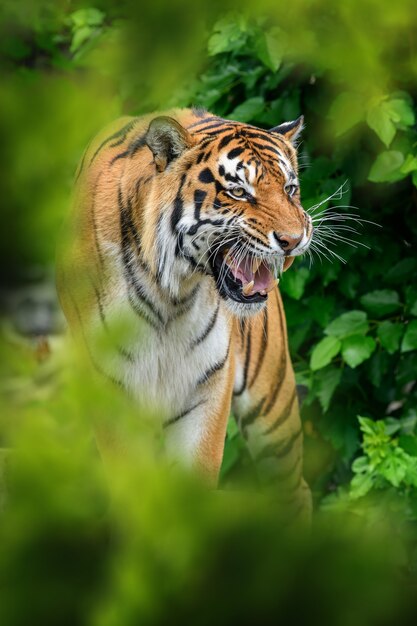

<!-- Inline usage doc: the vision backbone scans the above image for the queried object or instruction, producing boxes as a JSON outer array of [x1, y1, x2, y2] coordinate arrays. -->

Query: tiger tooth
[[251, 258, 262, 273], [242, 280, 254, 296]]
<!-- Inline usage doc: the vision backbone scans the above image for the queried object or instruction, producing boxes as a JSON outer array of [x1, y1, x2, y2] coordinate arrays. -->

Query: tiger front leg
[[163, 363, 235, 489], [232, 294, 312, 524], [237, 387, 312, 525]]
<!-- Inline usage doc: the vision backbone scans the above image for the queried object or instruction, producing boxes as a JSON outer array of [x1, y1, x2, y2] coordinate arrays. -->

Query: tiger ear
[[145, 116, 193, 172], [270, 115, 304, 145]]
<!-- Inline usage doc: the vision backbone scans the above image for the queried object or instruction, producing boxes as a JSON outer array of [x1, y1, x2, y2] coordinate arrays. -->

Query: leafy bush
[[1, 3, 417, 621]]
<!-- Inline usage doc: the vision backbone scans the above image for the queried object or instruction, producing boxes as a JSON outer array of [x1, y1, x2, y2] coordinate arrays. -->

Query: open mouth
[[211, 245, 278, 304]]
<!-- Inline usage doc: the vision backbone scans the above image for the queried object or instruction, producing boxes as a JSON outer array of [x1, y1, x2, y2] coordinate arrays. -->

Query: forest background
[[1, 1, 417, 624]]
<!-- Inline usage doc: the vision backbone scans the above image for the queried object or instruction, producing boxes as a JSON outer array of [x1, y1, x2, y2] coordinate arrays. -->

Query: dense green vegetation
[[1, 1, 417, 623]]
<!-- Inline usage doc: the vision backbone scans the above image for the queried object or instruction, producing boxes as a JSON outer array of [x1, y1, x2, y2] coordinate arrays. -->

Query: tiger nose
[[273, 232, 303, 251]]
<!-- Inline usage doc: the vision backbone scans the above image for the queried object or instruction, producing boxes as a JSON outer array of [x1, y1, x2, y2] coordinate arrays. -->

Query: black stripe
[[190, 299, 220, 349], [262, 297, 287, 415], [66, 283, 124, 388], [245, 129, 289, 150], [248, 308, 268, 388], [90, 119, 137, 165], [227, 147, 245, 159], [119, 187, 164, 327], [218, 133, 237, 150], [187, 117, 222, 129], [90, 275, 135, 363], [171, 284, 200, 307], [196, 338, 231, 386], [191, 121, 234, 133], [263, 389, 297, 436], [91, 174, 106, 271], [187, 189, 207, 235], [117, 346, 135, 363], [256, 428, 302, 461], [75, 139, 92, 182], [247, 140, 282, 158], [91, 279, 107, 328], [171, 173, 187, 233], [126, 290, 159, 330], [168, 285, 200, 321], [240, 396, 266, 431], [163, 400, 206, 428], [198, 167, 215, 184], [238, 319, 246, 347], [234, 326, 252, 396], [111, 133, 147, 164]]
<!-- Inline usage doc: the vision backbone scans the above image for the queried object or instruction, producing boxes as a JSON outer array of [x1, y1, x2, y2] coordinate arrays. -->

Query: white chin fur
[[223, 298, 267, 319]]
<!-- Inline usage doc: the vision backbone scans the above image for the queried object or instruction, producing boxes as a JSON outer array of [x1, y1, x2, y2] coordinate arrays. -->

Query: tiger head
[[145, 113, 313, 315]]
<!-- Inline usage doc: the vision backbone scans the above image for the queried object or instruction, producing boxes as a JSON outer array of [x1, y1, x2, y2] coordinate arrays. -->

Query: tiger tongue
[[229, 255, 275, 296]]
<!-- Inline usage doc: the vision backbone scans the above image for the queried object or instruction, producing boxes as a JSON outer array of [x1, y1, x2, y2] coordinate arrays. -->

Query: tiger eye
[[232, 186, 246, 198]]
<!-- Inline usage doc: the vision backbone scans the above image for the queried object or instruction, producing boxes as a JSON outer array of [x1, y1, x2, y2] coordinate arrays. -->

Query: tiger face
[[145, 114, 313, 315]]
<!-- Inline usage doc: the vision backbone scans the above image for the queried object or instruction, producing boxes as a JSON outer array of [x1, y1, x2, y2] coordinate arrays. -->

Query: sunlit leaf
[[342, 335, 376, 368], [360, 290, 401, 317], [310, 336, 341, 371], [228, 97, 265, 122], [401, 320, 417, 353], [377, 321, 403, 354], [368, 151, 405, 183], [324, 311, 369, 338], [367, 99, 396, 147]]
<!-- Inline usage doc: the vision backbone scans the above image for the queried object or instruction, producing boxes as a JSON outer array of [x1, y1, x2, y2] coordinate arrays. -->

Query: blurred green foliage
[[1, 0, 417, 623]]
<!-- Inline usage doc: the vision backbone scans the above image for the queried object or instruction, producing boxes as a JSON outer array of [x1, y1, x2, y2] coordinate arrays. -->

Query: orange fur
[[57, 108, 312, 521]]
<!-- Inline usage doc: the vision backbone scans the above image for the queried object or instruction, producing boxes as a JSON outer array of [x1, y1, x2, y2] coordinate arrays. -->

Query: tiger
[[56, 107, 314, 521]]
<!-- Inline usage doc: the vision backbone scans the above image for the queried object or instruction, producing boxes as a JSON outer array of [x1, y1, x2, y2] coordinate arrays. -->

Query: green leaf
[[324, 310, 369, 338], [400, 154, 417, 175], [70, 8, 105, 28], [367, 351, 389, 387], [255, 27, 283, 71], [228, 97, 265, 123], [399, 435, 417, 457], [358, 416, 376, 436], [360, 290, 401, 317], [315, 366, 342, 412], [350, 471, 374, 499], [207, 16, 247, 56], [221, 437, 241, 475], [307, 295, 336, 328], [379, 450, 407, 487], [377, 321, 403, 354], [384, 417, 401, 436], [227, 416, 239, 438], [385, 258, 417, 284], [405, 286, 417, 317], [386, 98, 415, 126], [280, 266, 309, 300], [70, 26, 94, 54], [351, 455, 369, 473], [401, 320, 417, 353], [329, 92, 365, 136], [366, 100, 396, 147], [368, 151, 405, 183], [342, 335, 376, 368], [310, 336, 341, 371]]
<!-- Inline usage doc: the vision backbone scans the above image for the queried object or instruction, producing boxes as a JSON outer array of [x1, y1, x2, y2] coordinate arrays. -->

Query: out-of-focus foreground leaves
[[1, 0, 417, 623]]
